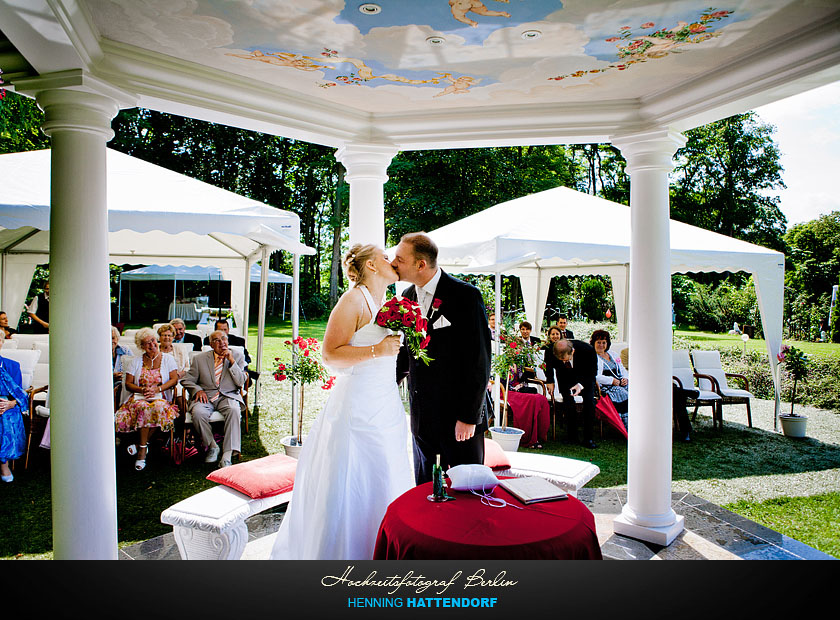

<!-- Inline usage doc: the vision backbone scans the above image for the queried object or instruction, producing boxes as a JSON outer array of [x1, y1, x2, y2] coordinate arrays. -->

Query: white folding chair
[[690, 350, 753, 428]]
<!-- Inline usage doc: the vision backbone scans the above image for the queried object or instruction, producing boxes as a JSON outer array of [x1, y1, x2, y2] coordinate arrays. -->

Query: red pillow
[[483, 438, 511, 470], [207, 453, 297, 499]]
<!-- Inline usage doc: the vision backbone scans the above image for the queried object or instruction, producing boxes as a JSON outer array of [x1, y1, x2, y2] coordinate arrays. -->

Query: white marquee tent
[[423, 186, 785, 419], [0, 147, 314, 376]]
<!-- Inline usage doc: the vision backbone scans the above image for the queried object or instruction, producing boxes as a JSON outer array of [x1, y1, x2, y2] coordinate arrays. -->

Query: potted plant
[[489, 334, 541, 451], [274, 336, 335, 457], [777, 344, 809, 438]]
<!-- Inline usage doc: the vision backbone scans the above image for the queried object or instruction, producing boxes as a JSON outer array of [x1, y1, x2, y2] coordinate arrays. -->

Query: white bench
[[161, 485, 293, 560], [495, 451, 600, 497]]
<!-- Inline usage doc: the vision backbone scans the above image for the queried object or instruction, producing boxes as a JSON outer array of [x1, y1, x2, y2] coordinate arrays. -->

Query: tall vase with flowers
[[489, 335, 541, 450], [274, 336, 335, 456], [777, 344, 810, 437]]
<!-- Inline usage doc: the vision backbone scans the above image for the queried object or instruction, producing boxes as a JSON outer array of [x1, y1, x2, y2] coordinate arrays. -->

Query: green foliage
[[384, 145, 576, 244], [680, 276, 760, 334], [0, 91, 49, 153], [784, 212, 840, 306], [580, 278, 606, 321], [671, 112, 787, 251]]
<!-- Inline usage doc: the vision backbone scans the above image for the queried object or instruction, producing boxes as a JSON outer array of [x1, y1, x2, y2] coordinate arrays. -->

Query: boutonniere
[[432, 298, 442, 310]]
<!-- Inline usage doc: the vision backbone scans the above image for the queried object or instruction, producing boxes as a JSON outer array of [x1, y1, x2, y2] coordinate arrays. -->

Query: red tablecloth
[[373, 479, 602, 560], [505, 390, 551, 447]]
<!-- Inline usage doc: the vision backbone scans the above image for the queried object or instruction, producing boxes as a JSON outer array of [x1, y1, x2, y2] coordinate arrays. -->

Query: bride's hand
[[376, 335, 402, 357]]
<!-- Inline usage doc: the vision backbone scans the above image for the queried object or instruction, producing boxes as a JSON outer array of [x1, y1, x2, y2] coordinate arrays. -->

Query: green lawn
[[674, 327, 840, 358]]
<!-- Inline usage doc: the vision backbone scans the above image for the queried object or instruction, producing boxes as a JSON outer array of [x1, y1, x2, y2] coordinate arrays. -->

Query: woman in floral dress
[[115, 327, 180, 470]]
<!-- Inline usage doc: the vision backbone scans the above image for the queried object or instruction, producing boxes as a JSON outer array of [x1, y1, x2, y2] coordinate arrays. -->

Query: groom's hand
[[454, 421, 475, 442]]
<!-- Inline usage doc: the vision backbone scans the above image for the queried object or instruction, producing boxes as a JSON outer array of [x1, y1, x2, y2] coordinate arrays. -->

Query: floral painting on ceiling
[[87, 0, 762, 109]]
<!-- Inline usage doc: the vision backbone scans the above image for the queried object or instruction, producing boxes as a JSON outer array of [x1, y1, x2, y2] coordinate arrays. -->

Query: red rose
[[419, 335, 431, 349], [401, 313, 413, 327], [432, 298, 442, 309]]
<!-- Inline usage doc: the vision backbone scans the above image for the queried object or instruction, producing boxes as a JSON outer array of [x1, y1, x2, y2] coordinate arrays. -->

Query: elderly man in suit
[[181, 329, 246, 468], [170, 318, 203, 351], [544, 338, 598, 449]]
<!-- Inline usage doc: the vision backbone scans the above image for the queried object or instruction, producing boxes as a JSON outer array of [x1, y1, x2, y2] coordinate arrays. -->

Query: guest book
[[498, 476, 568, 504]]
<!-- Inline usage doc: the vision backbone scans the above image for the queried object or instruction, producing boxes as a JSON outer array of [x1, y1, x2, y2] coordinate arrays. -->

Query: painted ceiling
[[82, 0, 832, 114]]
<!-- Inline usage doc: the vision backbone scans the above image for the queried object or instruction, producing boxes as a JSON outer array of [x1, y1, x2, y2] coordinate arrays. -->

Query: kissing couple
[[270, 232, 492, 560]]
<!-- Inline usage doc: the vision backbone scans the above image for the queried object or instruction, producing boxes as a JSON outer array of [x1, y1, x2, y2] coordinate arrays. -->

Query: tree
[[671, 112, 787, 251], [580, 278, 607, 321], [0, 91, 49, 154], [784, 211, 840, 304]]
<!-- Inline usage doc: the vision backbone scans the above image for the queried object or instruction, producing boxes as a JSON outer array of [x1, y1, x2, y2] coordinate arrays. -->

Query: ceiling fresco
[[82, 0, 817, 113]]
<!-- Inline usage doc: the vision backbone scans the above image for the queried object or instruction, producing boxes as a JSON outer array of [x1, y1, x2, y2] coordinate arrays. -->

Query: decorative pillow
[[206, 453, 297, 499], [483, 438, 512, 470], [446, 464, 499, 492]]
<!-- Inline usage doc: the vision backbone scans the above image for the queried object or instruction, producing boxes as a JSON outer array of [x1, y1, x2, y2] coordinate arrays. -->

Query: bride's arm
[[321, 289, 401, 369]]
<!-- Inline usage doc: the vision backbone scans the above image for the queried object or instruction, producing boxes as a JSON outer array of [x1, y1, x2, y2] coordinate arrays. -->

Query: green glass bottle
[[432, 454, 444, 499]]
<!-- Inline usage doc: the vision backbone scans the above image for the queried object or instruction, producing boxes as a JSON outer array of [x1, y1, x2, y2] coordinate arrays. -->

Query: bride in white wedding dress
[[270, 244, 414, 560]]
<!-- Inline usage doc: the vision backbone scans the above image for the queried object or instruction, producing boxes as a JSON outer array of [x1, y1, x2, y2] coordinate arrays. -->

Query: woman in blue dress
[[0, 332, 28, 482]]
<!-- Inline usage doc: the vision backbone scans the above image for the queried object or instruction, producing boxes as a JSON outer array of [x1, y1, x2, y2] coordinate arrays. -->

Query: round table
[[373, 479, 602, 560]]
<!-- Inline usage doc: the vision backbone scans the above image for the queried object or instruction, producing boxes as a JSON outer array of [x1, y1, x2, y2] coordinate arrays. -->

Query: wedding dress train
[[270, 286, 413, 560]]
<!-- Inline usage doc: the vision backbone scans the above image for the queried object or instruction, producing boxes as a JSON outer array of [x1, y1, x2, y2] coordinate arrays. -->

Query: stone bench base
[[495, 452, 600, 497], [161, 485, 292, 560]]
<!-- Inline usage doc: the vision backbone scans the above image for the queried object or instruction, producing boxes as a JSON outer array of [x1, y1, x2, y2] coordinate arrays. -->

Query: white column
[[334, 143, 398, 248], [611, 128, 687, 547], [37, 88, 121, 558]]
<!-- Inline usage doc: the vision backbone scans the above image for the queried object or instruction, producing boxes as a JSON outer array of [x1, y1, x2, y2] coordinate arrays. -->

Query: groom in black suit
[[393, 232, 491, 485]]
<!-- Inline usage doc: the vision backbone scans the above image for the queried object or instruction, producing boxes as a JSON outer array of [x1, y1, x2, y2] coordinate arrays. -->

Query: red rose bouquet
[[375, 296, 433, 366]]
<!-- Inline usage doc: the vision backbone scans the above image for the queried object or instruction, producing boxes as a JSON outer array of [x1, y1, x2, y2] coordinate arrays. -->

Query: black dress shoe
[[582, 439, 597, 449]]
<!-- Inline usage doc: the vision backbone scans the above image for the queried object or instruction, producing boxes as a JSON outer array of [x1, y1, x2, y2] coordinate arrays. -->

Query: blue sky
[[752, 80, 840, 227]]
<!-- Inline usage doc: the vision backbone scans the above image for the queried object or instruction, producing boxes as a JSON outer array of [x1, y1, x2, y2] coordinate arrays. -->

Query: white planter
[[280, 435, 305, 458], [779, 415, 808, 438], [489, 426, 525, 452]]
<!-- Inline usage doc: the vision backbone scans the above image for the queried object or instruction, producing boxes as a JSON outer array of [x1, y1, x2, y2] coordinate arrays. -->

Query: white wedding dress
[[270, 285, 414, 560]]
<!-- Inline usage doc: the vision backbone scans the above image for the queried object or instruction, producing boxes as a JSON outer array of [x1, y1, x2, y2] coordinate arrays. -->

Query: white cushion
[[1, 339, 18, 350], [1, 349, 42, 389], [10, 334, 48, 350], [35, 405, 50, 418], [33, 341, 48, 363], [495, 452, 600, 497], [32, 363, 49, 389]]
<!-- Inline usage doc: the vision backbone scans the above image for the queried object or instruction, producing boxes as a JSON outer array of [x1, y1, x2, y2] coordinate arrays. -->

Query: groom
[[393, 232, 491, 485]]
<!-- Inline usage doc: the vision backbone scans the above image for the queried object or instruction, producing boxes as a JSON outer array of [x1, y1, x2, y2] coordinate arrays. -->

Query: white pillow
[[446, 464, 499, 492]]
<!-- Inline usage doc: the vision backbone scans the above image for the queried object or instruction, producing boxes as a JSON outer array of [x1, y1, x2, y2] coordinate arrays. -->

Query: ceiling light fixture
[[521, 30, 542, 40], [426, 36, 446, 46], [359, 3, 381, 14]]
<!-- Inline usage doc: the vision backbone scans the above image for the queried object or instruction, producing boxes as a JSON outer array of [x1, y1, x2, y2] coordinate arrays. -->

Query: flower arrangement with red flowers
[[491, 334, 543, 429], [375, 296, 434, 366], [274, 336, 335, 446]]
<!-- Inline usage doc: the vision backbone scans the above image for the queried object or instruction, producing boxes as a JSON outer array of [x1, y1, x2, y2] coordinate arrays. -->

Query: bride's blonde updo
[[343, 243, 380, 286]]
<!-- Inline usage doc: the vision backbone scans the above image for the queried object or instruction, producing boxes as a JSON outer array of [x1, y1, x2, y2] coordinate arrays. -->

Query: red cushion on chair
[[206, 453, 297, 499], [483, 438, 512, 470]]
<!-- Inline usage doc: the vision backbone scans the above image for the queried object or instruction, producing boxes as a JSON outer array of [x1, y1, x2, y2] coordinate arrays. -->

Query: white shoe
[[218, 457, 232, 469], [204, 444, 220, 463]]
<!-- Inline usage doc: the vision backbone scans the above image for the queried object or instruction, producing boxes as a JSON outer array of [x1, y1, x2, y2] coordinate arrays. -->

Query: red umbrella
[[595, 395, 627, 439]]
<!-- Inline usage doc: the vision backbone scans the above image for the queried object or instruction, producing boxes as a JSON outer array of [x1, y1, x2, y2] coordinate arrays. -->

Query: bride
[[270, 243, 414, 560]]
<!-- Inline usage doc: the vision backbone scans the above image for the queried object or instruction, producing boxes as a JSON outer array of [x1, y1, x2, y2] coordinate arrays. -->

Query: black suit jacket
[[397, 271, 491, 442], [204, 332, 251, 364], [176, 332, 203, 352], [558, 329, 574, 340], [544, 339, 597, 399]]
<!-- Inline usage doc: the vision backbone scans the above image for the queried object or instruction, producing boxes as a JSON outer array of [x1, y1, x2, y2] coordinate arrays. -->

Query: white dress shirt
[[416, 268, 442, 316]]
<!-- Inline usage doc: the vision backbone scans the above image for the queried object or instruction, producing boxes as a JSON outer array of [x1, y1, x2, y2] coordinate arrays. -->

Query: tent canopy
[[0, 148, 313, 329], [419, 186, 785, 403], [120, 263, 293, 284]]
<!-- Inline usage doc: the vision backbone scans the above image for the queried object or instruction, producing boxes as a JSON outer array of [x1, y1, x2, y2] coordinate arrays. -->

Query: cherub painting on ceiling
[[449, 0, 511, 28], [227, 48, 478, 96], [549, 8, 735, 83]]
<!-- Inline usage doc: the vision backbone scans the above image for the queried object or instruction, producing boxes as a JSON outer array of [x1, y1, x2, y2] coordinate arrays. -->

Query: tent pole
[[255, 248, 269, 407], [117, 277, 122, 324], [291, 253, 300, 437], [493, 272, 501, 427]]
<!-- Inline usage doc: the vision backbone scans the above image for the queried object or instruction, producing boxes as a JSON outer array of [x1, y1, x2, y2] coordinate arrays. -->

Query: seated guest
[[158, 323, 190, 379], [543, 338, 598, 449], [111, 325, 130, 388], [0, 312, 17, 339], [555, 314, 574, 340], [26, 282, 50, 333], [518, 321, 541, 346], [170, 317, 203, 351], [0, 331, 27, 482], [590, 329, 629, 428], [542, 325, 562, 351], [204, 318, 258, 384], [181, 330, 246, 469], [115, 327, 180, 471]]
